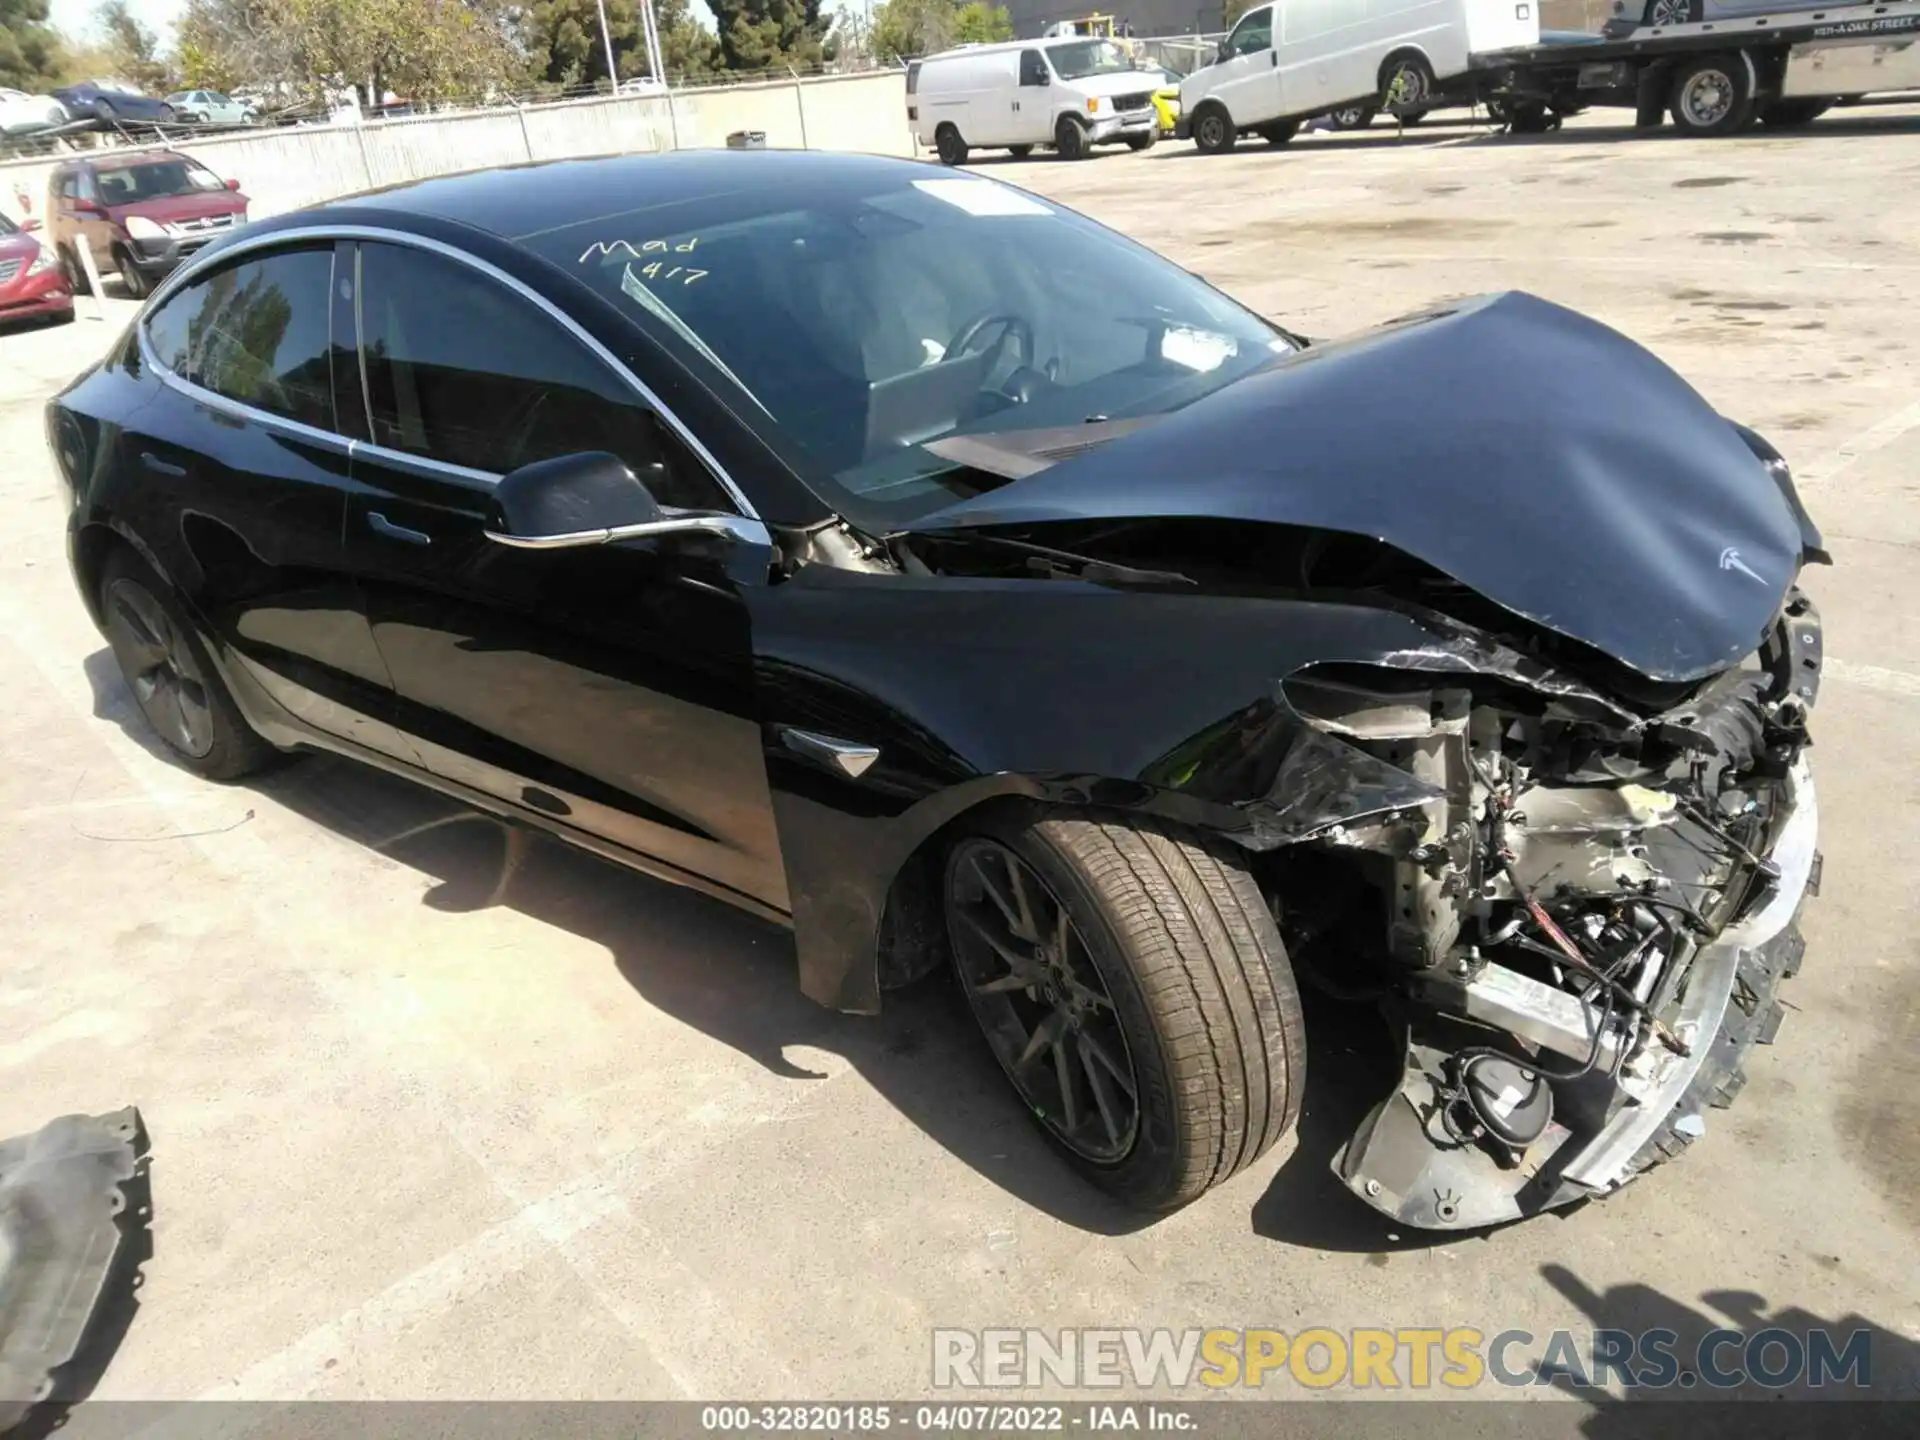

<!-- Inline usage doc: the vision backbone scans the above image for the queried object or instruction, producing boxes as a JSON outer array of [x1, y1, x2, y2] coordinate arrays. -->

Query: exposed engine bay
[[1266, 590, 1825, 1228]]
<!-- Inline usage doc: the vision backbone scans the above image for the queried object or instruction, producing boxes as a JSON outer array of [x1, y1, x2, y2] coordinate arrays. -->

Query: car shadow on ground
[[83, 650, 1153, 1238], [1531, 1265, 1920, 1431]]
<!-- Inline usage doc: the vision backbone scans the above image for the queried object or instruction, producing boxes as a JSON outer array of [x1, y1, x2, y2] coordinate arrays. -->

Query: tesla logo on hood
[[1719, 547, 1767, 584]]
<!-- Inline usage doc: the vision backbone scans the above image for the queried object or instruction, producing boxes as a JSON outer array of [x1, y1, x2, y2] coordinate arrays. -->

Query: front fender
[[747, 567, 1573, 1013]]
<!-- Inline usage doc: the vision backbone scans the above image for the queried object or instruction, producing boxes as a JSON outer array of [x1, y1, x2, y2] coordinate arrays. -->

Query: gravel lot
[[2, 108, 1917, 1415]]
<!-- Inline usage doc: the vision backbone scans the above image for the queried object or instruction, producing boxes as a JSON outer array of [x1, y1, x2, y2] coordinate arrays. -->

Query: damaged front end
[[1264, 595, 1824, 1230]]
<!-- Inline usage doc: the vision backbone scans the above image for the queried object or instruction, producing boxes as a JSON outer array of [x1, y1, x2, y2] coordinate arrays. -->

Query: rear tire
[[935, 123, 969, 166], [1126, 128, 1157, 152], [99, 548, 280, 781], [1009, 144, 1033, 158], [1328, 104, 1376, 130], [945, 810, 1306, 1212], [1645, 0, 1702, 23], [1759, 98, 1830, 128], [1054, 114, 1089, 160], [1381, 53, 1436, 121], [1668, 54, 1755, 136], [1257, 119, 1298, 146], [1190, 103, 1235, 154], [62, 245, 92, 296]]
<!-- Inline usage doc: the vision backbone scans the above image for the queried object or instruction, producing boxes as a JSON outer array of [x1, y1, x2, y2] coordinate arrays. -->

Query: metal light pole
[[596, 0, 621, 90]]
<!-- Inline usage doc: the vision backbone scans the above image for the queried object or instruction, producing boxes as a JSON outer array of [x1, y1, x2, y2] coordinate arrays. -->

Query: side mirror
[[19, 218, 39, 233], [224, 178, 240, 190], [1216, 40, 1230, 64], [483, 451, 755, 550]]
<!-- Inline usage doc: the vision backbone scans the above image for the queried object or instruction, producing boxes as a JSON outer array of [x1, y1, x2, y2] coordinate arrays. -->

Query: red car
[[0, 211, 72, 326], [46, 149, 247, 300]]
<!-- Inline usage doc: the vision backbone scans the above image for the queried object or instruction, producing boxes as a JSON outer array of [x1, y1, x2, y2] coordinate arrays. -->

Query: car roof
[[86, 150, 190, 168], [321, 150, 946, 244]]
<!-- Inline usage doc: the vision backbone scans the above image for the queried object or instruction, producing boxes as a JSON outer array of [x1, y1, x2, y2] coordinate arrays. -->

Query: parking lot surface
[[2, 109, 1918, 1409]]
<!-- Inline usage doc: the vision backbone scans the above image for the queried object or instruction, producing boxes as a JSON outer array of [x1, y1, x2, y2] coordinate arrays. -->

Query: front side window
[[144, 246, 336, 430], [353, 242, 729, 511], [1019, 50, 1050, 87], [534, 169, 1286, 527], [93, 156, 226, 206], [1227, 6, 1274, 55], [1044, 40, 1134, 81]]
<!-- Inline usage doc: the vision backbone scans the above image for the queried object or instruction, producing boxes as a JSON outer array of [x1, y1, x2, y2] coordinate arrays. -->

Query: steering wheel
[[945, 312, 1034, 371]]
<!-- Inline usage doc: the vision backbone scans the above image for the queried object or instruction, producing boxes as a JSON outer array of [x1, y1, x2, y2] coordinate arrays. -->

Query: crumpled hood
[[915, 292, 1808, 683]]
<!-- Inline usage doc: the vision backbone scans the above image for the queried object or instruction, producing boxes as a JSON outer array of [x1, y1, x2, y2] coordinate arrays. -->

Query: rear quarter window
[[144, 245, 338, 432]]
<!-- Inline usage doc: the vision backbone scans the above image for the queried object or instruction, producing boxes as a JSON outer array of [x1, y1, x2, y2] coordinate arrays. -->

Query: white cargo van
[[907, 39, 1165, 164], [1178, 0, 1540, 152]]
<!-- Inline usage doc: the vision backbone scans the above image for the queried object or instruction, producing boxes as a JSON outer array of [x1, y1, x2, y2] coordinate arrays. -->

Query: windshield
[[93, 158, 226, 204], [533, 167, 1288, 526], [1045, 40, 1135, 81], [0, 213, 15, 236]]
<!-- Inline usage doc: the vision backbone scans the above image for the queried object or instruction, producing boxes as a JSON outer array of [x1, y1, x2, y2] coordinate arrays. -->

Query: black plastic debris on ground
[[0, 1107, 150, 1432]]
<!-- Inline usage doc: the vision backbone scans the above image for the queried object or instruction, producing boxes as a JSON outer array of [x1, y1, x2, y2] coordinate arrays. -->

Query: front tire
[[1054, 114, 1089, 160], [1190, 103, 1235, 154], [1328, 104, 1376, 131], [945, 812, 1305, 1212], [99, 549, 280, 781], [114, 246, 151, 299], [934, 123, 969, 166], [1257, 120, 1299, 146], [1008, 144, 1033, 158]]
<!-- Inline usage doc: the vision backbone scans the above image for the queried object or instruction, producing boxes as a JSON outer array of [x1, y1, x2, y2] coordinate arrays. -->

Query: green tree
[[1221, 0, 1252, 24], [173, 0, 522, 107], [870, 0, 1005, 63], [706, 0, 828, 75], [95, 0, 175, 94], [0, 0, 64, 88], [523, 0, 718, 91]]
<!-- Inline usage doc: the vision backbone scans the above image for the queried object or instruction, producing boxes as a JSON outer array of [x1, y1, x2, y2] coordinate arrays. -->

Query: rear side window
[[352, 241, 730, 510], [906, 61, 921, 95], [143, 246, 337, 431]]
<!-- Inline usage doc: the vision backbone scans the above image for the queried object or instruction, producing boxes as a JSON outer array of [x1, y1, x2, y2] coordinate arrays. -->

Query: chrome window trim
[[138, 327, 354, 458], [140, 223, 761, 520]]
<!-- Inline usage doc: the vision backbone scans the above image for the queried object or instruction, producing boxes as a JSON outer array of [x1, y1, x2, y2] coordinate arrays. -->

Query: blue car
[[50, 80, 176, 126]]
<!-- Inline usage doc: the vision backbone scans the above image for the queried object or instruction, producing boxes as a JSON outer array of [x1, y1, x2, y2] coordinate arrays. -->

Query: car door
[[336, 236, 790, 912], [116, 240, 403, 752], [1013, 49, 1053, 143], [1279, 0, 1368, 113], [1208, 5, 1282, 125]]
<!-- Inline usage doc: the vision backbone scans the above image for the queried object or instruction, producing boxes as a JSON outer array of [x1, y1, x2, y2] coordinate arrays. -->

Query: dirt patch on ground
[[1286, 216, 1508, 239]]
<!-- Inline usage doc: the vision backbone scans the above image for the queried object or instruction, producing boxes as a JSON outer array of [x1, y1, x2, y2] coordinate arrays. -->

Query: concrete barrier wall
[[0, 71, 912, 228]]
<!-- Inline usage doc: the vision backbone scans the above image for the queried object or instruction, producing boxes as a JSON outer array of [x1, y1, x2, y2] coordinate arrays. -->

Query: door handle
[[140, 451, 186, 477], [367, 511, 432, 546]]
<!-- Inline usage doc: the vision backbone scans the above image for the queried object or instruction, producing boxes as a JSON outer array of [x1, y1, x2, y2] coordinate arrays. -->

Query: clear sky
[[50, 0, 188, 44]]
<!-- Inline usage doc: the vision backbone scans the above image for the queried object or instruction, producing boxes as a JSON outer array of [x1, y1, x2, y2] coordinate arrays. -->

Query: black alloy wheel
[[103, 569, 216, 760], [947, 836, 1139, 1163]]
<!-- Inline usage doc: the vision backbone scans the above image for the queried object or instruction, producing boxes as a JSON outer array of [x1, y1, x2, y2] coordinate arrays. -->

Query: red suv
[[46, 149, 247, 300], [0, 210, 71, 326]]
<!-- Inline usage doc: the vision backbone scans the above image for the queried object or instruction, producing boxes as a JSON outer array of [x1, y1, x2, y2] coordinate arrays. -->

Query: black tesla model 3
[[47, 150, 1828, 1226]]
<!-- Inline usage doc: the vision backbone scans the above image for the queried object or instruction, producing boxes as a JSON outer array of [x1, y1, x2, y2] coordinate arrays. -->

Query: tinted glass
[[1019, 50, 1049, 86], [529, 169, 1286, 526], [0, 213, 14, 236], [144, 246, 337, 430], [354, 242, 728, 510], [1228, 7, 1273, 54], [93, 157, 226, 205], [1045, 40, 1133, 80]]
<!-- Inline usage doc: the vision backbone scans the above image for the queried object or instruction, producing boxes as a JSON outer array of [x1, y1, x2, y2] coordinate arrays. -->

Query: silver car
[[1638, 0, 1828, 23], [165, 90, 255, 126]]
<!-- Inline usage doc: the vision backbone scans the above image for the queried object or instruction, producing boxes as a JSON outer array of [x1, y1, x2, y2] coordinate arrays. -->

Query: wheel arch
[[797, 770, 1259, 1017], [71, 518, 166, 629], [1377, 45, 1436, 93]]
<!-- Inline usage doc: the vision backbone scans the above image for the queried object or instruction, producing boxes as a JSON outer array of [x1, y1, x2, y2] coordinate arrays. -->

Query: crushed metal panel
[[0, 1107, 148, 1428]]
